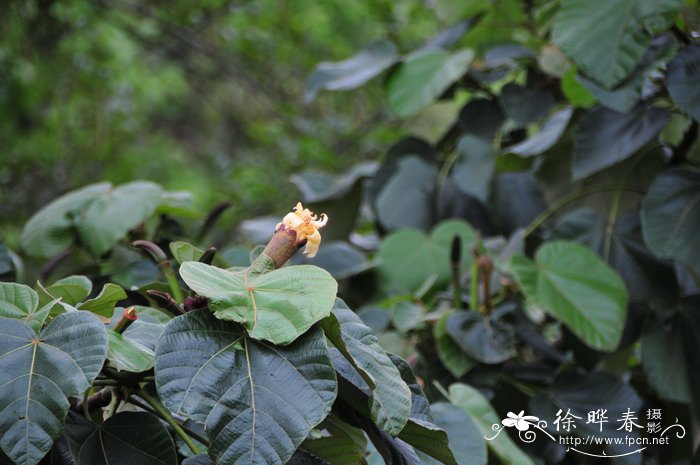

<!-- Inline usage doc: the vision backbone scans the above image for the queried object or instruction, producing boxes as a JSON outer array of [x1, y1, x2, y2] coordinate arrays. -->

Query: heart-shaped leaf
[[155, 309, 336, 465], [0, 311, 108, 465], [180, 258, 337, 345], [377, 220, 475, 295], [39, 276, 92, 308], [511, 241, 628, 351], [321, 300, 411, 435], [641, 166, 700, 276], [64, 411, 177, 465], [553, 208, 678, 303]]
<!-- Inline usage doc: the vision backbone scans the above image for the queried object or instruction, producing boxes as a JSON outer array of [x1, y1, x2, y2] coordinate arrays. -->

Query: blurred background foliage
[[0, 0, 453, 232]]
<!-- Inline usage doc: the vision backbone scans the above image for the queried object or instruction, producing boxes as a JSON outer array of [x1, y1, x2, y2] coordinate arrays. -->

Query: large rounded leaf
[[377, 220, 475, 295], [375, 156, 438, 232], [552, 0, 650, 89], [641, 166, 700, 275], [510, 241, 628, 351], [179, 259, 337, 345], [320, 300, 411, 436], [0, 312, 108, 465], [75, 181, 163, 256], [20, 182, 163, 258], [155, 310, 337, 465], [64, 411, 177, 465], [20, 183, 111, 258], [553, 208, 678, 303], [386, 48, 474, 118], [667, 44, 700, 121]]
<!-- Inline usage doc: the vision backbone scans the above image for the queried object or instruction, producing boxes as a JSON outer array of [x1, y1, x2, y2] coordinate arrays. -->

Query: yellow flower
[[276, 202, 328, 257]]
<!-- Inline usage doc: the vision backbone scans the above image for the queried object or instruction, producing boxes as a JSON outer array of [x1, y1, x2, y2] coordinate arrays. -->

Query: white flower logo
[[502, 411, 540, 431]]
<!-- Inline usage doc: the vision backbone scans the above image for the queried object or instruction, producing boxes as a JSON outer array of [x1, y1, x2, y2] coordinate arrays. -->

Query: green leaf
[[20, 183, 112, 258], [375, 156, 438, 232], [642, 166, 700, 276], [377, 220, 476, 295], [491, 172, 547, 236], [155, 309, 336, 465], [169, 241, 205, 264], [0, 311, 108, 465], [37, 275, 93, 317], [291, 241, 371, 280], [572, 104, 670, 180], [561, 68, 596, 108], [106, 329, 155, 373], [553, 208, 678, 303], [446, 308, 516, 364], [42, 276, 92, 307], [77, 283, 127, 319], [635, 0, 683, 34], [449, 383, 535, 465], [451, 135, 495, 202], [305, 40, 398, 102], [64, 411, 177, 465], [389, 301, 425, 333], [433, 311, 475, 378], [0, 283, 51, 332], [666, 44, 700, 121], [511, 241, 628, 351], [320, 299, 411, 435], [388, 355, 459, 465], [386, 48, 474, 117], [499, 83, 555, 125], [75, 181, 163, 256], [504, 107, 573, 157], [180, 258, 337, 345], [529, 371, 641, 460], [575, 34, 677, 114], [302, 415, 368, 465], [641, 318, 691, 403], [415, 403, 486, 465], [552, 0, 650, 89]]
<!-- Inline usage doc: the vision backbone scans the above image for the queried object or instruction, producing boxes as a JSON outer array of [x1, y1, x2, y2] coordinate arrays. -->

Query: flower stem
[[137, 389, 199, 455], [470, 253, 479, 313]]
